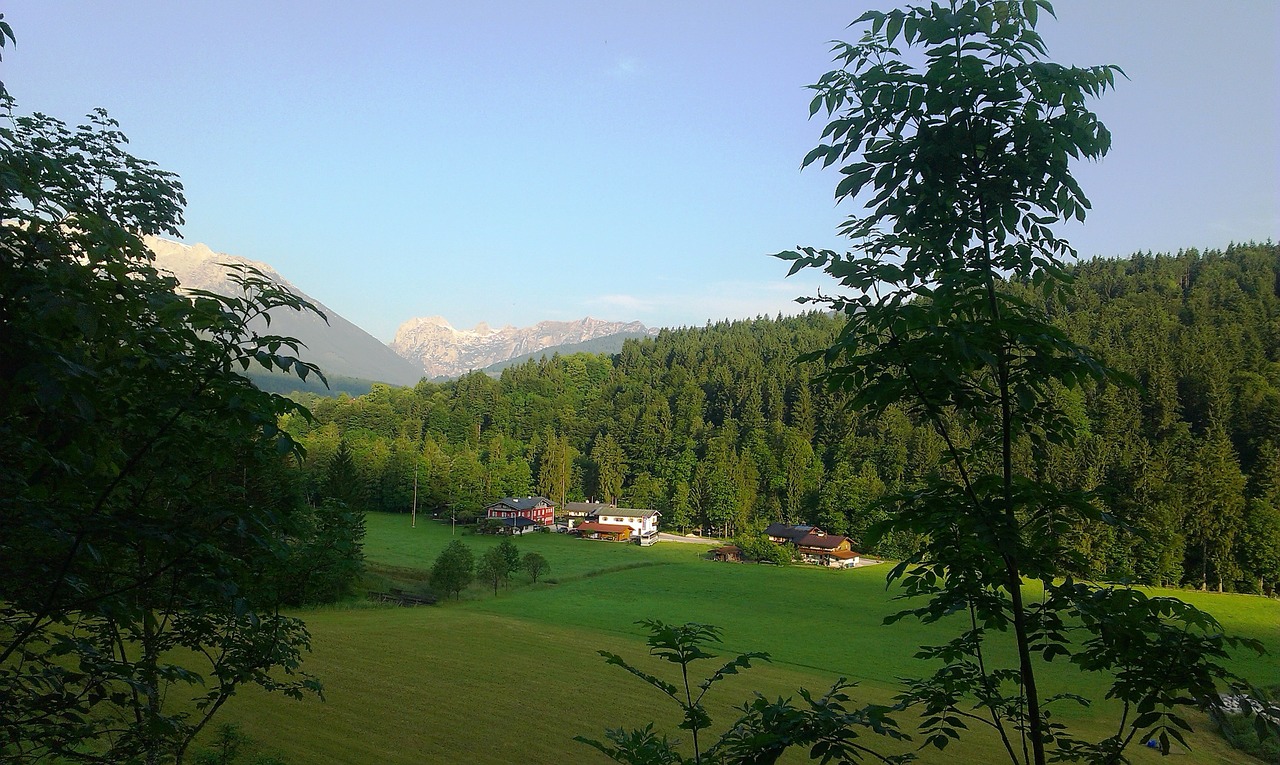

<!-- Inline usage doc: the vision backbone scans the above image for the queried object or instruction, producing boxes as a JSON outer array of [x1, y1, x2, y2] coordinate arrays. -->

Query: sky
[[5, 1, 1278, 342]]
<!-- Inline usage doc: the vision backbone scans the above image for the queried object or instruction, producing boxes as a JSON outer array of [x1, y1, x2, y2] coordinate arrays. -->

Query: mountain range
[[390, 316, 656, 379], [147, 237, 654, 387]]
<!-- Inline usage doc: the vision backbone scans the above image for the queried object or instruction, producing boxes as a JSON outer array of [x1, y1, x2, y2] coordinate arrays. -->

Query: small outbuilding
[[710, 545, 743, 563], [575, 521, 633, 542], [496, 517, 538, 535]]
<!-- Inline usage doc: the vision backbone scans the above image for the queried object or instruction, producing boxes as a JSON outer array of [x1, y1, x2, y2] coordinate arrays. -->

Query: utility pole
[[411, 466, 418, 528]]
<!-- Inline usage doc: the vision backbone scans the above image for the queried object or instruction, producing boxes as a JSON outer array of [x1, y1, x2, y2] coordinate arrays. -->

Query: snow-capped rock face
[[391, 315, 651, 379], [143, 236, 654, 383], [145, 236, 425, 386]]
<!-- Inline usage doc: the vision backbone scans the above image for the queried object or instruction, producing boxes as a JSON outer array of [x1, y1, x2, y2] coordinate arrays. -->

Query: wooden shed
[[710, 545, 742, 562], [575, 521, 632, 542]]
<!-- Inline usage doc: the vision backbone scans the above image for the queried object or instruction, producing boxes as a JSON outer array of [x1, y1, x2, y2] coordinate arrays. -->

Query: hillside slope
[[147, 237, 424, 387]]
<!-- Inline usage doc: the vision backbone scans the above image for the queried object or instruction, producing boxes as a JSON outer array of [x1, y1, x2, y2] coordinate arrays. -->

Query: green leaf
[[886, 13, 904, 46]]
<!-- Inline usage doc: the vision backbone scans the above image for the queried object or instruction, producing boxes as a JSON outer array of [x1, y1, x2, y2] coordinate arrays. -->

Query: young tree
[[0, 93, 327, 762], [778, 2, 1269, 762], [577, 621, 908, 765], [477, 546, 512, 596], [430, 540, 475, 600], [522, 551, 550, 583], [495, 537, 522, 577]]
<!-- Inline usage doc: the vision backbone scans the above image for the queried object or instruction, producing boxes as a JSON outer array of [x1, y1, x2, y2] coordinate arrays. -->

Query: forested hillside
[[284, 244, 1280, 594]]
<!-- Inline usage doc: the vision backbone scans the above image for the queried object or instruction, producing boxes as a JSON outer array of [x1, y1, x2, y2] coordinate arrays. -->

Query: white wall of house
[[596, 511, 659, 537]]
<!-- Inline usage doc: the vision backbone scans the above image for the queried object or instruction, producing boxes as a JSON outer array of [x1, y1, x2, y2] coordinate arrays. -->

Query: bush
[[731, 533, 792, 565]]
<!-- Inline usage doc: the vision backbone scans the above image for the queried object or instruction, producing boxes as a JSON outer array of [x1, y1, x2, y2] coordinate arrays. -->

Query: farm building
[[495, 517, 538, 535], [710, 545, 742, 562], [765, 523, 864, 568], [485, 496, 556, 528], [562, 501, 612, 527], [764, 523, 821, 545], [575, 521, 632, 542], [796, 533, 861, 568], [585, 507, 661, 545]]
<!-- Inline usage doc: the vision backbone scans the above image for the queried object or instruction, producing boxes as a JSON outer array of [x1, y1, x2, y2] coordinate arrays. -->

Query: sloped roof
[[828, 549, 860, 559], [797, 533, 847, 550], [488, 495, 555, 511], [765, 523, 817, 542], [565, 501, 612, 513], [577, 522, 633, 535]]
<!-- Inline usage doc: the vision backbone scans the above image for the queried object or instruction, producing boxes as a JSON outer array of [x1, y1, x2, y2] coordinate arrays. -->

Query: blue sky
[[6, 1, 1277, 341]]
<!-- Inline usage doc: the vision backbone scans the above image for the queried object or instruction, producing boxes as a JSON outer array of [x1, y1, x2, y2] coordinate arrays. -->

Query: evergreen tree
[[1185, 428, 1247, 591], [591, 432, 628, 505], [324, 439, 366, 509]]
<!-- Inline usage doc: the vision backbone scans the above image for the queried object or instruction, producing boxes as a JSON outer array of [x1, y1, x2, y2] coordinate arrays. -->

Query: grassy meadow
[[211, 513, 1280, 764]]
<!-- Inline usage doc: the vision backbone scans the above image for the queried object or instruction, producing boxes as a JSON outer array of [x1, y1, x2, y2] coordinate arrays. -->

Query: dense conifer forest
[[285, 244, 1280, 594]]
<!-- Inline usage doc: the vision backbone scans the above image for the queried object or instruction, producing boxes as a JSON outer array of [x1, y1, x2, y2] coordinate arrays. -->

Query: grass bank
[[212, 513, 1279, 764]]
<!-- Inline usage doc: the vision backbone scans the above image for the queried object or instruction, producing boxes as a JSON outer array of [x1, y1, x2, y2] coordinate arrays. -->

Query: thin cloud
[[612, 56, 641, 77]]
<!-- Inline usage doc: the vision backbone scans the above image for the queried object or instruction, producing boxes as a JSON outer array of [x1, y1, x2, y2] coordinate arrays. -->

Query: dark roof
[[711, 545, 741, 555], [488, 496, 555, 511], [797, 533, 847, 550], [764, 523, 817, 542], [498, 517, 536, 528]]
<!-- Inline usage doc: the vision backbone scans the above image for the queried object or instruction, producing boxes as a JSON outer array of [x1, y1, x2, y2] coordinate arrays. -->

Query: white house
[[586, 507, 660, 545]]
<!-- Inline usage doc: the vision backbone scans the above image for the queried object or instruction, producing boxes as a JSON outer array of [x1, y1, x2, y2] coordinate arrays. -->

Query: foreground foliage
[[0, 38, 339, 762], [576, 621, 910, 765], [774, 1, 1277, 763]]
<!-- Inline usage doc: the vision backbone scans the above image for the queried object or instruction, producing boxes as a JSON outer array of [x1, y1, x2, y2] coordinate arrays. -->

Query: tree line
[[287, 243, 1280, 595]]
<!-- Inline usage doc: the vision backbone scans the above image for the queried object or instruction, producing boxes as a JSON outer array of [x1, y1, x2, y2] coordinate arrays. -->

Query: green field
[[213, 513, 1280, 764]]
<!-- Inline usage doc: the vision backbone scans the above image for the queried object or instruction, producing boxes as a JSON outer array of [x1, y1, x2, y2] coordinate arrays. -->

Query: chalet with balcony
[[765, 523, 821, 545], [765, 523, 864, 568], [584, 507, 661, 545], [485, 496, 556, 529]]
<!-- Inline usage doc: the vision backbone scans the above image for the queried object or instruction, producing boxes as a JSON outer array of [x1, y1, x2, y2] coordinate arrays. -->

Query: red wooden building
[[485, 496, 556, 527]]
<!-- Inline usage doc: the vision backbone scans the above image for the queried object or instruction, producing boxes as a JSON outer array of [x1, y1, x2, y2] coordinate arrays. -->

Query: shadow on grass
[[544, 560, 673, 586]]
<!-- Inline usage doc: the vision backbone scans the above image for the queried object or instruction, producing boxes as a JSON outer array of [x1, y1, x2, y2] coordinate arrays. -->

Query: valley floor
[[213, 513, 1280, 764]]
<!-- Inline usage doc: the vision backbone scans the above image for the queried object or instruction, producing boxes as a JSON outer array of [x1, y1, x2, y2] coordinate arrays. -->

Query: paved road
[[656, 532, 724, 545]]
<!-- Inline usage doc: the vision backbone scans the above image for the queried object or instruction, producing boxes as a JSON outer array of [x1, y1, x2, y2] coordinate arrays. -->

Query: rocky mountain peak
[[390, 315, 652, 379]]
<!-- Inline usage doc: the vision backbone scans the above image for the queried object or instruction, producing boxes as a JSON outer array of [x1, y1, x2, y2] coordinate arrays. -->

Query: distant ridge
[[478, 331, 654, 377], [146, 237, 424, 387], [391, 315, 657, 379]]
